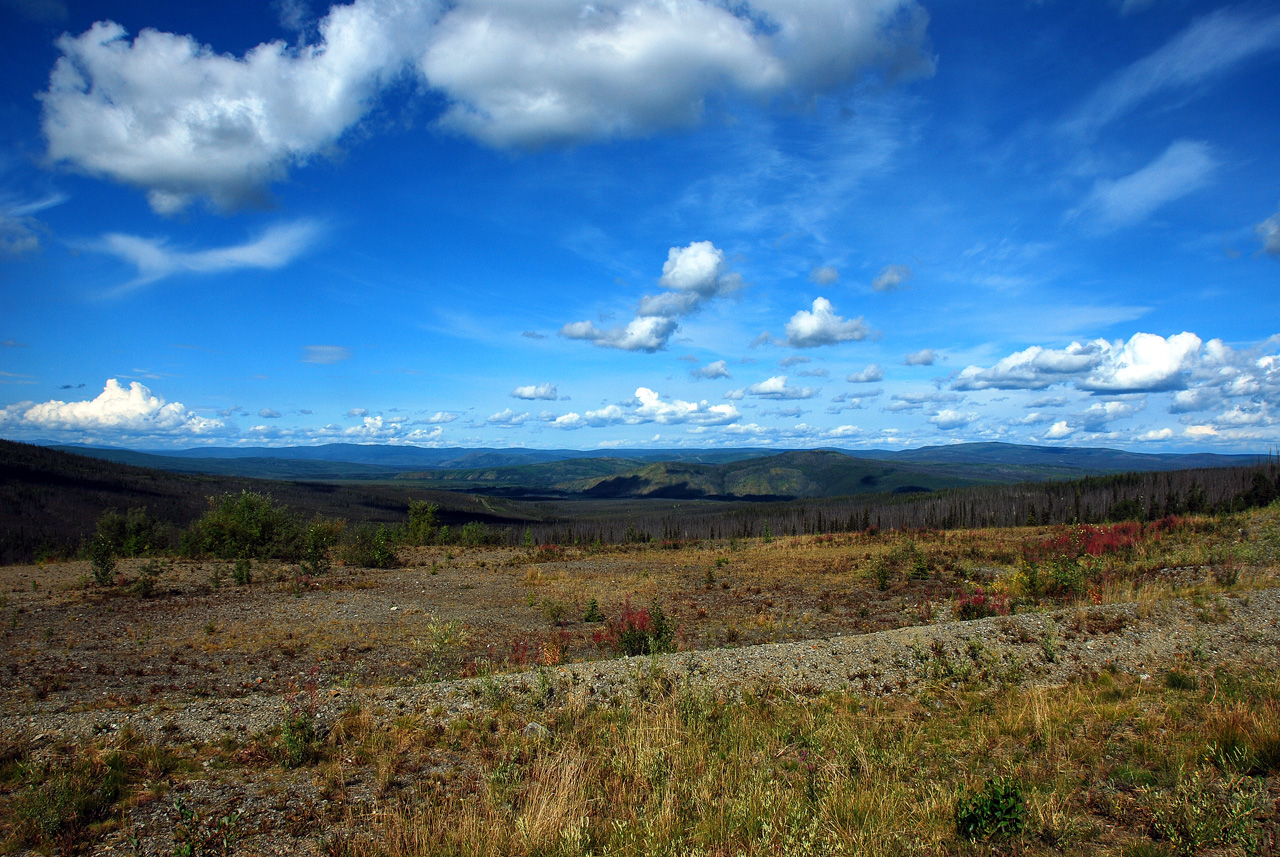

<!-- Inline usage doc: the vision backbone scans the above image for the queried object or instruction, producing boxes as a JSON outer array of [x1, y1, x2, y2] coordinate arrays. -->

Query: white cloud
[[871, 263, 912, 292], [1079, 399, 1145, 431], [847, 364, 884, 383], [424, 411, 458, 424], [41, 0, 933, 208], [346, 408, 368, 418], [422, 0, 935, 148], [1136, 428, 1174, 442], [955, 331, 1202, 394], [512, 383, 558, 400], [560, 315, 679, 353], [0, 193, 65, 256], [302, 344, 352, 364], [809, 265, 839, 285], [0, 379, 223, 437], [90, 220, 322, 291], [1074, 140, 1217, 227], [1044, 420, 1074, 439], [929, 409, 975, 430], [729, 375, 819, 400], [41, 6, 438, 213], [1258, 205, 1280, 257], [779, 356, 810, 368], [955, 342, 1103, 390], [1063, 8, 1280, 137], [562, 240, 738, 352], [634, 386, 739, 425], [691, 360, 731, 380], [1080, 331, 1201, 393], [259, 408, 281, 418], [904, 348, 935, 366], [782, 297, 871, 348], [486, 408, 530, 427]]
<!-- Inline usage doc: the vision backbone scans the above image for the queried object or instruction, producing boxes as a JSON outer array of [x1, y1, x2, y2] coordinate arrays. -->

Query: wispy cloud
[[91, 220, 323, 293], [302, 345, 351, 365], [1072, 140, 1216, 227], [1063, 7, 1280, 137]]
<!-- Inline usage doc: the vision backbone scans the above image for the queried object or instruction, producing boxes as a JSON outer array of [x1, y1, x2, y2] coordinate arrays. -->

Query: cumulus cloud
[[560, 315, 679, 353], [904, 348, 935, 366], [0, 379, 223, 437], [779, 356, 810, 368], [1080, 332, 1201, 393], [420, 0, 935, 148], [486, 408, 530, 427], [424, 411, 458, 424], [557, 386, 739, 428], [728, 375, 819, 400], [1044, 420, 1074, 439], [41, 10, 434, 212], [871, 264, 912, 292], [512, 383, 558, 400], [782, 297, 871, 348], [346, 408, 368, 418], [847, 364, 884, 383], [809, 265, 839, 285], [955, 342, 1103, 390], [1074, 140, 1217, 227], [259, 408, 281, 418], [1079, 399, 1145, 431], [634, 386, 739, 424], [90, 220, 322, 291], [1063, 8, 1280, 137], [302, 345, 352, 364], [955, 332, 1202, 394], [929, 409, 976, 430], [691, 360, 731, 380], [561, 241, 739, 352], [1258, 206, 1280, 257], [41, 0, 934, 209]]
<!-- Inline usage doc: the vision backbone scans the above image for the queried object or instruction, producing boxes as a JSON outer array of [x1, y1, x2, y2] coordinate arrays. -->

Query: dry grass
[[318, 663, 1280, 856]]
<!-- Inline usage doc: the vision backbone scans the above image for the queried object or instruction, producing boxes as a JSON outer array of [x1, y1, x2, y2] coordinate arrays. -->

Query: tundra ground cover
[[0, 504, 1277, 853]]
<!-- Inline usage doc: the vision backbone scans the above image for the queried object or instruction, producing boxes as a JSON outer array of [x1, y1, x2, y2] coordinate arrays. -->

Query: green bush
[[181, 491, 305, 561], [406, 500, 439, 545], [93, 507, 169, 556], [459, 521, 491, 547], [583, 598, 604, 623], [606, 600, 675, 656], [339, 524, 398, 569], [955, 777, 1024, 841], [86, 535, 117, 586]]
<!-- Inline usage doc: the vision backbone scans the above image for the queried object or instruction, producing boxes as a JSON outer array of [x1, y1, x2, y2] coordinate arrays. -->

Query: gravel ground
[[9, 585, 1277, 747]]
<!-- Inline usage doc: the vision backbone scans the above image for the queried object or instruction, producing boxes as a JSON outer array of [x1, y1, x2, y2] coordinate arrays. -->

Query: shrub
[[338, 523, 397, 569], [954, 587, 1009, 621], [459, 521, 492, 547], [603, 599, 675, 656], [1147, 770, 1262, 855], [405, 500, 439, 545], [181, 492, 305, 561], [279, 714, 321, 768], [86, 535, 116, 587], [540, 597, 567, 626], [955, 777, 1025, 841], [12, 749, 128, 848], [583, 598, 604, 623], [233, 558, 253, 586], [92, 507, 168, 557]]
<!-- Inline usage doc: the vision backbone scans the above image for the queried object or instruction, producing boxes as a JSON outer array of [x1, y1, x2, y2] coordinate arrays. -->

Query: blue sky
[[1, 0, 1278, 452]]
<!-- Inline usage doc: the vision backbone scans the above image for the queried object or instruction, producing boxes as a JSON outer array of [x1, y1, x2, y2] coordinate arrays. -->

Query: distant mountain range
[[48, 441, 1264, 500]]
